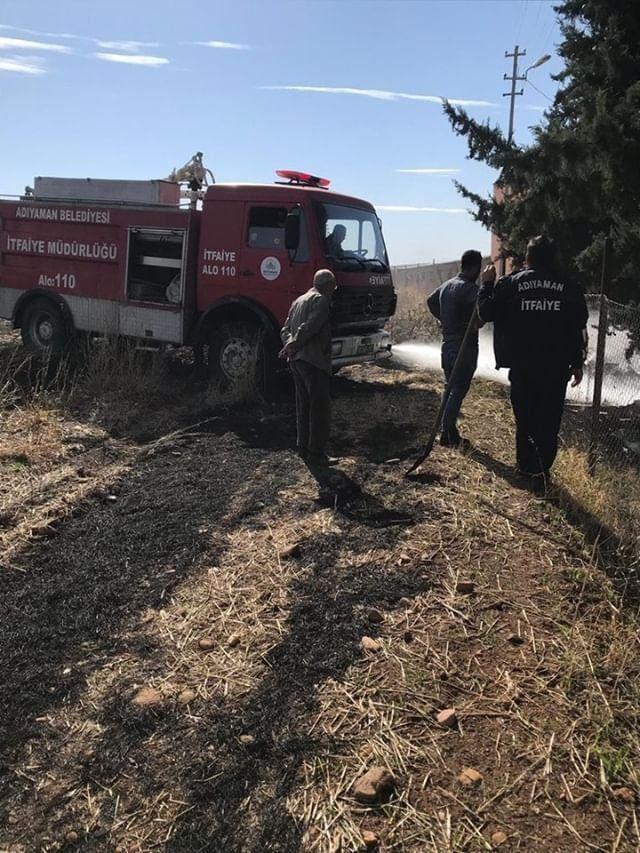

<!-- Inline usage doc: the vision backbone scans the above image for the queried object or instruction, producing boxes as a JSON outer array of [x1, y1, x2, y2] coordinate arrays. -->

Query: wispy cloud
[[0, 55, 47, 74], [261, 85, 495, 108], [187, 40, 251, 50], [376, 205, 467, 214], [94, 52, 169, 67], [396, 168, 461, 175], [96, 40, 160, 52], [0, 36, 72, 53], [0, 25, 160, 51], [519, 104, 546, 112], [0, 24, 85, 41], [0, 24, 255, 58]]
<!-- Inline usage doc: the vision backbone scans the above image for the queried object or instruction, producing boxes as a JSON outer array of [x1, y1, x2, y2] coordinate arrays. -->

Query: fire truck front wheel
[[21, 298, 72, 357], [207, 320, 267, 392]]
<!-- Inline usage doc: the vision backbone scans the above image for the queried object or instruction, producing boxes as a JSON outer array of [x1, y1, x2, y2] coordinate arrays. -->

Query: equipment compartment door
[[120, 228, 185, 343]]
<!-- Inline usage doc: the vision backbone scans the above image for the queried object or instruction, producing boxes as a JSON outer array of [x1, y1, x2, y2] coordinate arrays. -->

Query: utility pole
[[497, 45, 526, 275], [503, 45, 526, 143], [495, 48, 551, 274]]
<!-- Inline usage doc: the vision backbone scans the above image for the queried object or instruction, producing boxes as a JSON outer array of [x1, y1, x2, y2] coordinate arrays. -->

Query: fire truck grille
[[331, 285, 397, 327]]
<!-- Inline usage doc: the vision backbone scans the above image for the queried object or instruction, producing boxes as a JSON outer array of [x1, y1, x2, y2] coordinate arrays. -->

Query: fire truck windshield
[[315, 202, 389, 271]]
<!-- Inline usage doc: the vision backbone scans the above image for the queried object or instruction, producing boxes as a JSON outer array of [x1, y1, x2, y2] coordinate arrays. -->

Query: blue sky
[[0, 0, 561, 265]]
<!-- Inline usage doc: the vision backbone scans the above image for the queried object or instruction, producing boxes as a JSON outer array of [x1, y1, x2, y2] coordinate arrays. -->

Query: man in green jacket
[[280, 269, 338, 466]]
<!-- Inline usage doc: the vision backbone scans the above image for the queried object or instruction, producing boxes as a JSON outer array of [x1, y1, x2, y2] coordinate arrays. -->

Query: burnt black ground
[[2, 352, 638, 852], [0, 368, 433, 851]]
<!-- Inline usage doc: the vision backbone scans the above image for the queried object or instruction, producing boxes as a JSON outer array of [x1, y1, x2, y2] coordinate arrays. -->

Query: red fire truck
[[0, 170, 396, 387]]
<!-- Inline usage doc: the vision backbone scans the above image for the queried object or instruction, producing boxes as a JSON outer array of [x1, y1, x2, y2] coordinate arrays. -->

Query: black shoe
[[515, 466, 547, 479], [515, 468, 549, 492], [440, 430, 461, 448]]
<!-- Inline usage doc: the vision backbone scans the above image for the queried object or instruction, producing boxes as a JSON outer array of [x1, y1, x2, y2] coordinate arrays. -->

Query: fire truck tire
[[20, 298, 72, 357], [207, 320, 270, 393]]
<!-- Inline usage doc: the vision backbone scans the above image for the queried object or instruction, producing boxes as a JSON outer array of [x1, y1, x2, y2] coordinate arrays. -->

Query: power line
[[515, 0, 530, 44], [541, 6, 558, 55], [532, 0, 544, 34], [526, 77, 553, 102]]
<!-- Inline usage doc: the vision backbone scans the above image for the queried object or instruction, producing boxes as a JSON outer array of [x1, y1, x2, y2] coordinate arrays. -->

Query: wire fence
[[556, 292, 640, 570], [563, 295, 640, 475], [391, 261, 459, 296], [391, 258, 491, 297]]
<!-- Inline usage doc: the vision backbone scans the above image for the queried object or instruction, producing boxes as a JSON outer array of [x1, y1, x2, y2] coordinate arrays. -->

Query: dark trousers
[[509, 366, 569, 475], [290, 360, 331, 454], [441, 340, 478, 435]]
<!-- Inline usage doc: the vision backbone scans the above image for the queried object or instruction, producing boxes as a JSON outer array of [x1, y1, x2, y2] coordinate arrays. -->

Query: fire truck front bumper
[[331, 330, 392, 368]]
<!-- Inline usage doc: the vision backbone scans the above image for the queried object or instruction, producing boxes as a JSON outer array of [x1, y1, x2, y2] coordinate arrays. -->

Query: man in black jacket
[[427, 249, 483, 446], [478, 236, 588, 479]]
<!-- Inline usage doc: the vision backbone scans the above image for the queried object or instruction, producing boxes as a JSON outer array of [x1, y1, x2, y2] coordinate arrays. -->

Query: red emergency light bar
[[275, 169, 331, 188]]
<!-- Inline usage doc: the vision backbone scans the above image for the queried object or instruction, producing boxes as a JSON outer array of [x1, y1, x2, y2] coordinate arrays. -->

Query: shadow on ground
[[0, 433, 279, 823], [0, 360, 426, 849], [304, 461, 414, 527], [85, 526, 431, 853], [331, 373, 441, 464], [469, 444, 640, 607]]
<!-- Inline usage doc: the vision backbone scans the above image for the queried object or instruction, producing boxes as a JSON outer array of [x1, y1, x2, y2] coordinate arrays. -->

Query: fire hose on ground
[[405, 308, 479, 476]]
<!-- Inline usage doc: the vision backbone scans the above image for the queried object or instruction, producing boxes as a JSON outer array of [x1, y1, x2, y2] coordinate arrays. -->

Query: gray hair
[[313, 269, 336, 290]]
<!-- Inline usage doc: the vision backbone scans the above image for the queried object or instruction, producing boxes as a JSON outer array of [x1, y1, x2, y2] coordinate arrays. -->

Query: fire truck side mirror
[[285, 208, 301, 252]]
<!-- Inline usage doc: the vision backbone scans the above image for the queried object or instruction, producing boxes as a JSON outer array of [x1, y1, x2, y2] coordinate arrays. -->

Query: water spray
[[405, 309, 479, 476]]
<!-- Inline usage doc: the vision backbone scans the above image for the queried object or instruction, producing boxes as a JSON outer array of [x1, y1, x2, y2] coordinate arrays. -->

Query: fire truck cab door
[[240, 203, 311, 318]]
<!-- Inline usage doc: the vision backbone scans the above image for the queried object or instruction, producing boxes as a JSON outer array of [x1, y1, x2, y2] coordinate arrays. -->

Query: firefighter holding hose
[[427, 249, 483, 447], [479, 235, 588, 482]]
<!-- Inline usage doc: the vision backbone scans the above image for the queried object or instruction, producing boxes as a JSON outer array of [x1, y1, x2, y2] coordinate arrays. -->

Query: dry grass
[[388, 285, 440, 344], [1, 328, 639, 850], [555, 446, 640, 576]]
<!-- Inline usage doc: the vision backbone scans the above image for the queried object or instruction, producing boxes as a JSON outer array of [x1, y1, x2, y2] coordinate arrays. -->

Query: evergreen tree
[[444, 0, 640, 300]]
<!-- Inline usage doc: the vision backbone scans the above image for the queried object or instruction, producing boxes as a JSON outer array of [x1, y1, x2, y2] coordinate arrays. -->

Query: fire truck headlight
[[332, 341, 343, 356]]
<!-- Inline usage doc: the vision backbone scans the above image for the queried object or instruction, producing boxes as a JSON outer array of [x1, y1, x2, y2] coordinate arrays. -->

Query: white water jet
[[392, 317, 640, 408]]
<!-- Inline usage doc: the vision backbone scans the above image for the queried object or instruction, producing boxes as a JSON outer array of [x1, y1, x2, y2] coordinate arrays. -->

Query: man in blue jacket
[[478, 236, 588, 480], [427, 249, 483, 446]]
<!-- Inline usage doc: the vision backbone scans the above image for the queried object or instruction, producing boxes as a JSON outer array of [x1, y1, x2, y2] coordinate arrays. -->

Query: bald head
[[313, 268, 337, 297]]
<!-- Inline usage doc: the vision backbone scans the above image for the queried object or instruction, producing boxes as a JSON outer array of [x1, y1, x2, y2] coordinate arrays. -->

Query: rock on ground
[[132, 686, 163, 708], [436, 707, 457, 728], [353, 767, 396, 804], [458, 767, 483, 786], [362, 828, 379, 848], [361, 636, 381, 652]]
